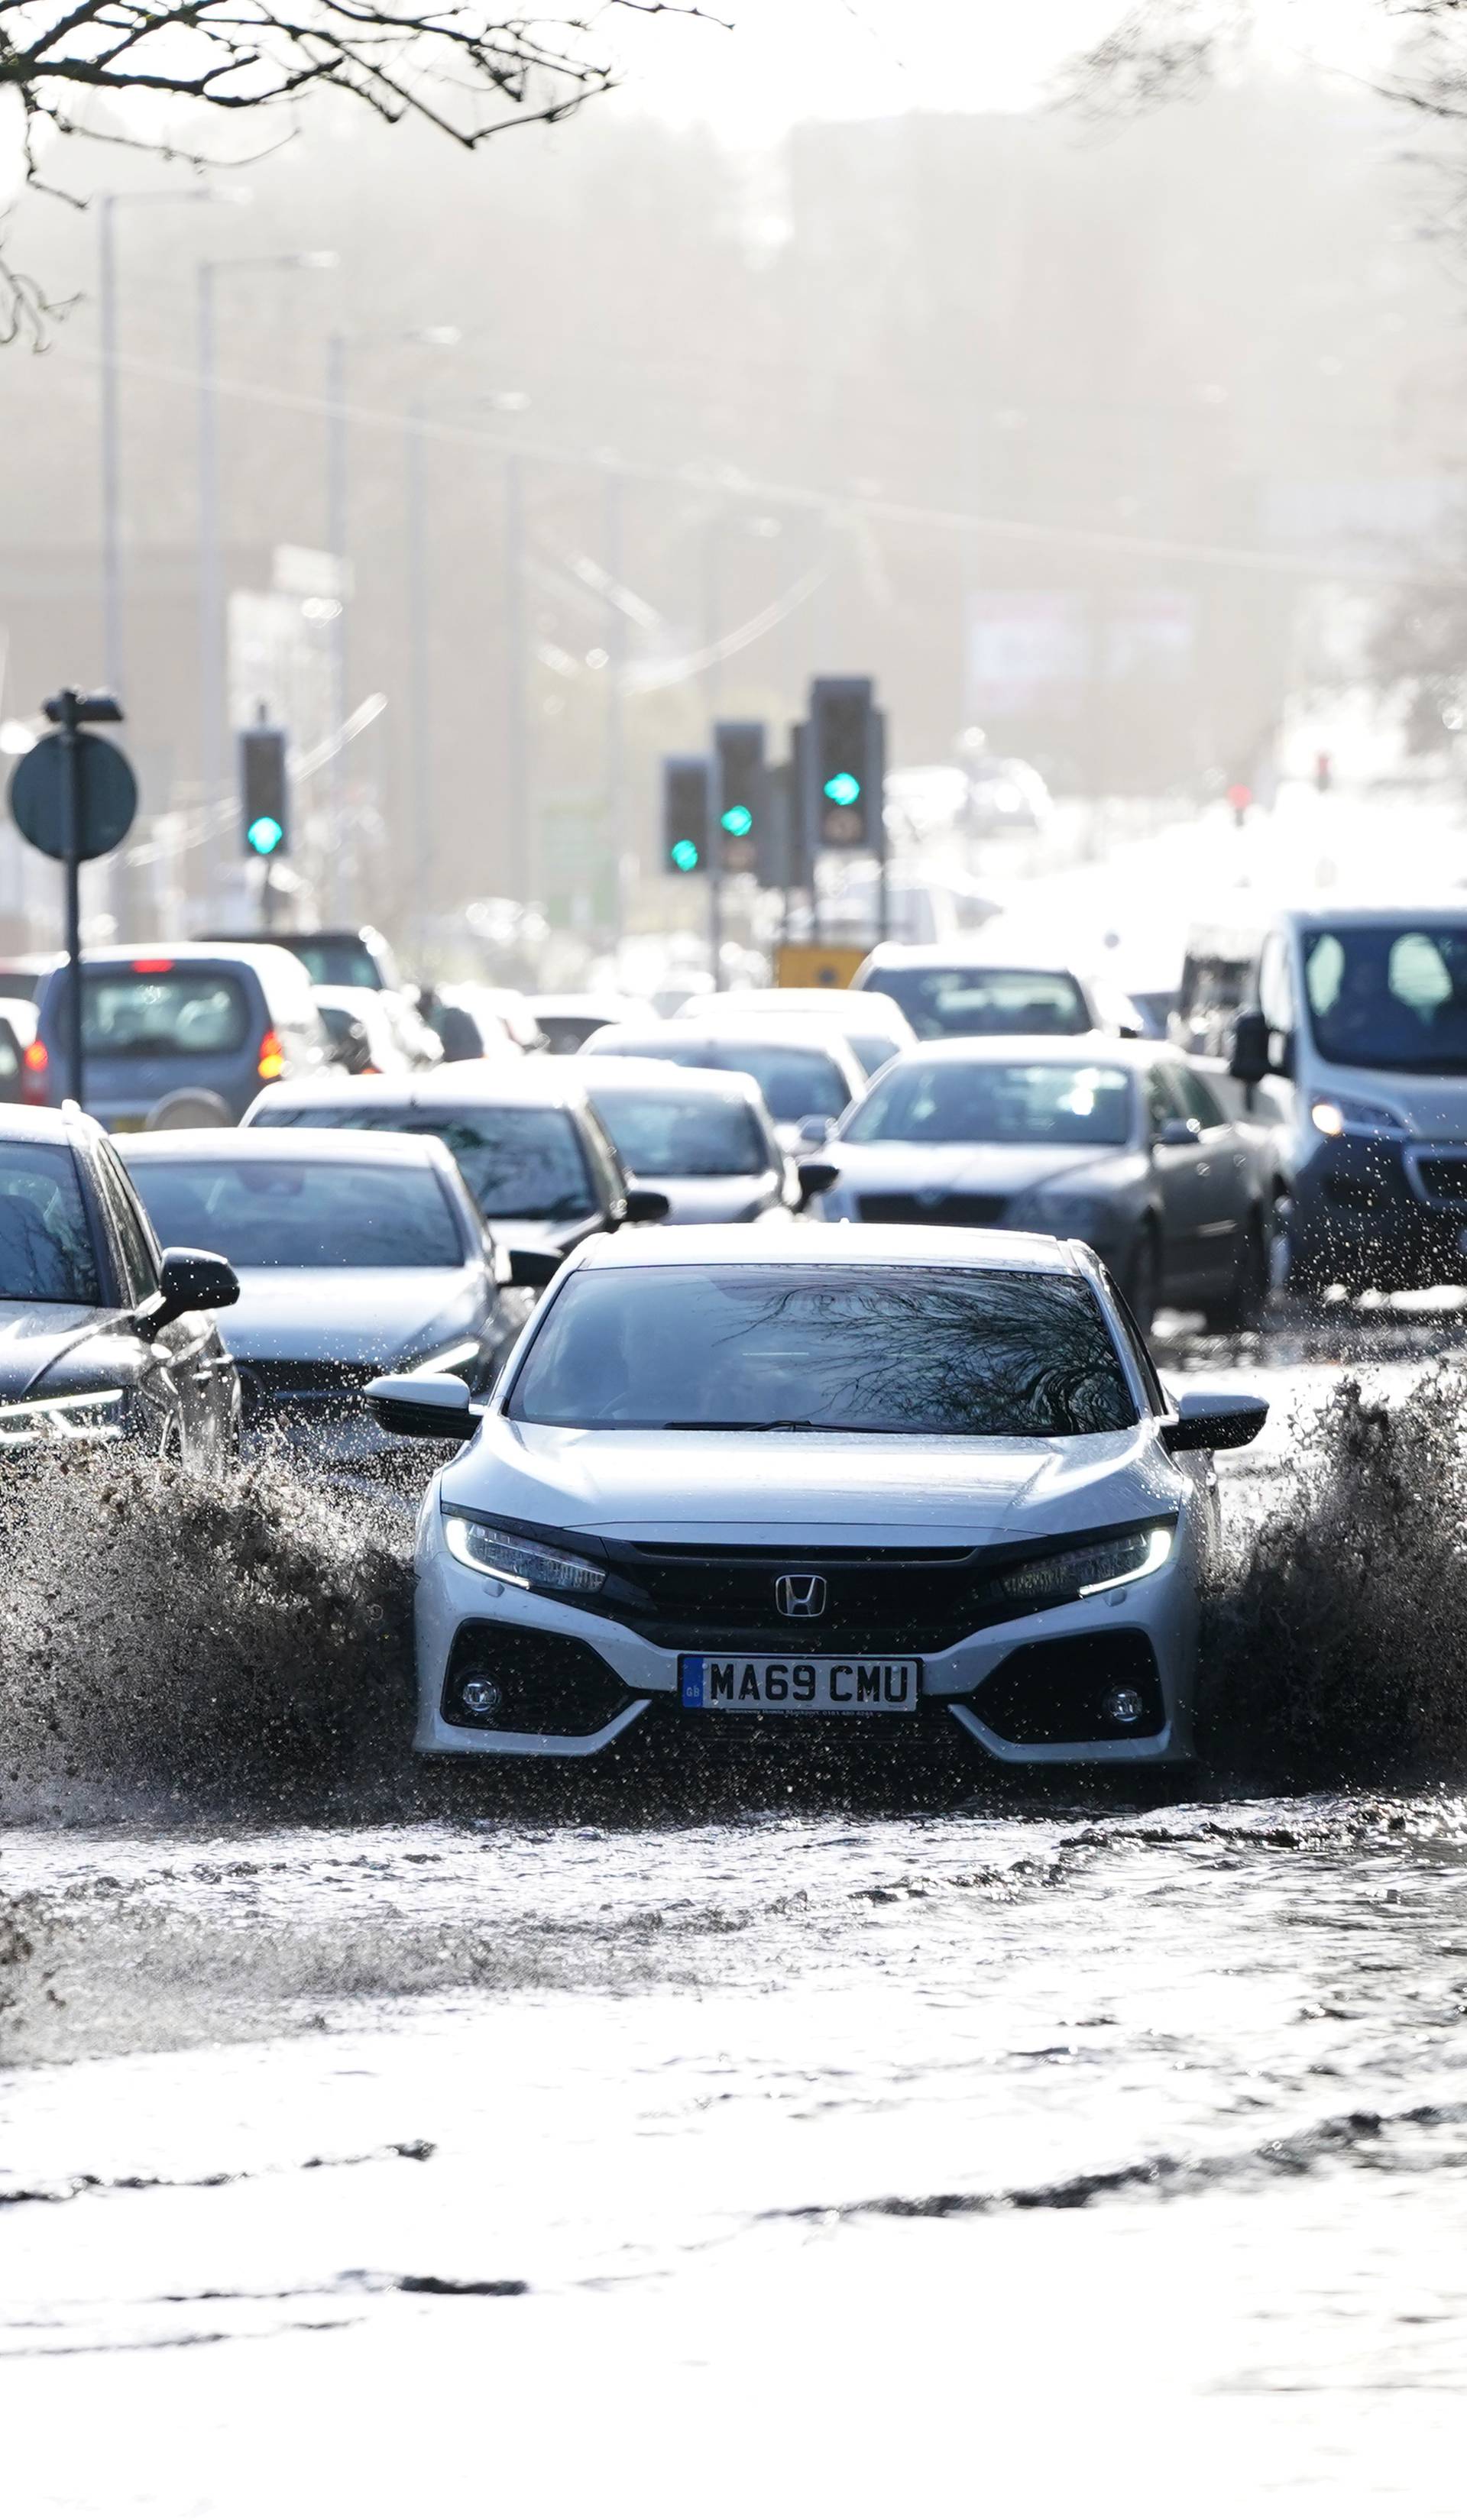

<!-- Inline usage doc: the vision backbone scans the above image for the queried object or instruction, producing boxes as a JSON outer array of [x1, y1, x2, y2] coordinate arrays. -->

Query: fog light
[[1102, 1686, 1145, 1726], [460, 1675, 502, 1716]]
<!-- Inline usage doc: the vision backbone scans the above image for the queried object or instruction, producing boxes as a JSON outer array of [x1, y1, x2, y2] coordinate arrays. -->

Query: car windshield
[[124, 1157, 463, 1269], [876, 967, 1090, 1040], [844, 1059, 1132, 1147], [597, 1037, 848, 1123], [590, 1089, 766, 1179], [0, 1141, 101, 1303], [66, 969, 251, 1060], [252, 1103, 593, 1220], [508, 1263, 1135, 1436], [1303, 924, 1467, 1073], [539, 1014, 608, 1054]]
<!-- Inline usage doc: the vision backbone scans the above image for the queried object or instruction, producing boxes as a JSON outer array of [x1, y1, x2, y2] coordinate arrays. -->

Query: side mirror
[[1162, 1389, 1268, 1453], [797, 1159, 840, 1208], [623, 1186, 671, 1225], [507, 1245, 562, 1289], [365, 1372, 480, 1441], [1229, 1007, 1271, 1086], [1156, 1115, 1201, 1148], [149, 1246, 240, 1329], [798, 1114, 834, 1145]]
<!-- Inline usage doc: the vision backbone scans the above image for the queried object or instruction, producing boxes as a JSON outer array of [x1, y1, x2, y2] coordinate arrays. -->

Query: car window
[[96, 1144, 160, 1299], [508, 1263, 1136, 1436], [590, 1089, 768, 1178], [844, 1059, 1132, 1147], [1302, 922, 1467, 1073], [1145, 1066, 1184, 1134], [124, 1157, 465, 1269], [0, 1140, 102, 1303], [63, 969, 251, 1060], [250, 1102, 594, 1221], [1171, 1066, 1228, 1130], [290, 941, 383, 991], [876, 967, 1090, 1041]]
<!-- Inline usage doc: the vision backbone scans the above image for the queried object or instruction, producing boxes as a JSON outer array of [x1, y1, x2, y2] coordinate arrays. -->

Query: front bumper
[[1292, 1136, 1467, 1288], [412, 1520, 1201, 1765]]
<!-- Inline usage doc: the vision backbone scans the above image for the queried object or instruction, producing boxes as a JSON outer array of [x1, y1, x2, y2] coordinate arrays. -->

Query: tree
[[0, 0, 704, 338], [1061, 1, 1467, 127]]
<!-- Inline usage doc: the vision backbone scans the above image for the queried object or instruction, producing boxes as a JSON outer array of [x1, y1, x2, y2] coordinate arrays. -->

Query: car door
[[1144, 1063, 1218, 1298], [1169, 1063, 1251, 1296], [95, 1142, 234, 1469]]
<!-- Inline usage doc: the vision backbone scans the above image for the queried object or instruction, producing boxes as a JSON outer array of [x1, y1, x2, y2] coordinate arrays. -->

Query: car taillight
[[257, 1028, 285, 1082], [21, 1039, 48, 1103]]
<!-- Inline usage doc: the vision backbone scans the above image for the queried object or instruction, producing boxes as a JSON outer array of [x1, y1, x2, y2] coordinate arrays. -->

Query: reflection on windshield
[[509, 1263, 1135, 1435], [254, 1104, 592, 1218], [844, 1060, 1131, 1147], [125, 1159, 463, 1268], [0, 1143, 101, 1303], [1304, 925, 1467, 1073], [590, 1089, 766, 1178]]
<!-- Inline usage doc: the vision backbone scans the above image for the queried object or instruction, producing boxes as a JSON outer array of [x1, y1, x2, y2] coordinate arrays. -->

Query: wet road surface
[[6, 1306, 1467, 2512]]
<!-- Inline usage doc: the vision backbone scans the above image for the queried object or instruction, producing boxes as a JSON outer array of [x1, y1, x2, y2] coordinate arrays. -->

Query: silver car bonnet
[[442, 1416, 1179, 1546]]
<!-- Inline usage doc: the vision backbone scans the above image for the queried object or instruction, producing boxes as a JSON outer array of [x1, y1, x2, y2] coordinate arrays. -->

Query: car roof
[[870, 1030, 1154, 1068], [66, 941, 312, 982], [858, 941, 1083, 975], [568, 1056, 762, 1099], [0, 1104, 92, 1149], [247, 1064, 591, 1113], [587, 1021, 858, 1064], [573, 1221, 1080, 1273], [724, 988, 912, 1026], [118, 1126, 454, 1166]]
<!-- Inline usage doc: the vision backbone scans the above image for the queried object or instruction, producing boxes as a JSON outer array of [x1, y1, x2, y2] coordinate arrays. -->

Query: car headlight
[[980, 1521, 1174, 1616], [0, 1388, 128, 1448], [1310, 1095, 1409, 1140], [442, 1511, 607, 1596]]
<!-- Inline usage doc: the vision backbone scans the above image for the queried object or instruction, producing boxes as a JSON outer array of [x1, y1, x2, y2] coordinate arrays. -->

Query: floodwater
[[7, 1312, 1467, 2514]]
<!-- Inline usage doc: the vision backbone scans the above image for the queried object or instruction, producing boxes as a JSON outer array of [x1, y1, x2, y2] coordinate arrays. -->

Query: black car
[[0, 1106, 240, 1469], [120, 1127, 549, 1460], [240, 1070, 668, 1255], [814, 1033, 1274, 1331]]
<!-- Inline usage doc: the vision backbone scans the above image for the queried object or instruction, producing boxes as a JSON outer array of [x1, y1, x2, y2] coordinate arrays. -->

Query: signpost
[[8, 689, 138, 1108]]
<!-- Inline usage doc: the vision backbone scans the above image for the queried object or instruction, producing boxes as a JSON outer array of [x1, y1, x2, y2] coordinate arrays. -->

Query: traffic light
[[240, 723, 289, 858], [662, 755, 711, 877], [712, 721, 767, 879], [810, 677, 883, 852]]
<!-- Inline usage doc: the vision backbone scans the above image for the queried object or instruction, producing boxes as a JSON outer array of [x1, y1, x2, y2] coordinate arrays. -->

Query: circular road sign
[[8, 731, 138, 863]]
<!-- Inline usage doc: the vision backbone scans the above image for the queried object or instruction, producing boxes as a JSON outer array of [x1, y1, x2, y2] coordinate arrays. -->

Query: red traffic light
[[1226, 784, 1253, 811]]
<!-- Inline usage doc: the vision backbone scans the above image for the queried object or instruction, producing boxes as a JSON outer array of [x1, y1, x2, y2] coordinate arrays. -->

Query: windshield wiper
[[662, 1418, 915, 1433]]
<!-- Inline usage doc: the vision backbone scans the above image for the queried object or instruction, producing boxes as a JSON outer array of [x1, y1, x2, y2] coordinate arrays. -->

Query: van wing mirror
[[365, 1373, 480, 1440], [1162, 1389, 1268, 1453], [1229, 1008, 1271, 1086]]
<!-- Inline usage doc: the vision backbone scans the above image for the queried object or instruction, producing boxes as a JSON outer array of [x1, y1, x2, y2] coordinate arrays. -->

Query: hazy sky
[[612, 0, 1398, 140]]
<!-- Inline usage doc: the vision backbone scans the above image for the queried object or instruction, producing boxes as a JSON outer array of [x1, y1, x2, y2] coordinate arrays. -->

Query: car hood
[[826, 1142, 1129, 1197], [1307, 1063, 1467, 1139], [442, 1418, 1177, 1548], [0, 1301, 135, 1400], [227, 1266, 484, 1368], [636, 1172, 779, 1224]]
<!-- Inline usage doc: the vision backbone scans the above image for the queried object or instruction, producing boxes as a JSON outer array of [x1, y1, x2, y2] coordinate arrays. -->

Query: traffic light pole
[[708, 824, 724, 992]]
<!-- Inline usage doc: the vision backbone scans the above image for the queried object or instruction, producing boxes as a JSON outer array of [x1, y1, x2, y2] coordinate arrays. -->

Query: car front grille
[[855, 1192, 1011, 1227]]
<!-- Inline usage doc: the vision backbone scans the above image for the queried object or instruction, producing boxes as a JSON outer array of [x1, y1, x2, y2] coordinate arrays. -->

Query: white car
[[367, 1225, 1265, 1770]]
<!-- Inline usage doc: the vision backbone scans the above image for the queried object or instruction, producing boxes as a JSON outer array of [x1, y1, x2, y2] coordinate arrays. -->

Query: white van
[[1206, 904, 1467, 1294]]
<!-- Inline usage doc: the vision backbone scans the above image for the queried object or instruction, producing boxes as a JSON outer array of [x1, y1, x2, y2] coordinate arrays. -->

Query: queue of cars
[[0, 922, 1285, 1778]]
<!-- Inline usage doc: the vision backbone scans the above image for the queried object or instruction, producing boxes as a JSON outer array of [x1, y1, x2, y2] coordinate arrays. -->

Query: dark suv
[[31, 945, 333, 1129]]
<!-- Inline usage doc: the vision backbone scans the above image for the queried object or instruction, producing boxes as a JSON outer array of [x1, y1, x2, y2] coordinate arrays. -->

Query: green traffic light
[[247, 815, 284, 856], [670, 836, 701, 872], [720, 804, 753, 837], [823, 772, 861, 807]]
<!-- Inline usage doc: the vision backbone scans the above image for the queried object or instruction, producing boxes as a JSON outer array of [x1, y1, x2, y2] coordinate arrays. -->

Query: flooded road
[[7, 1309, 1467, 2512]]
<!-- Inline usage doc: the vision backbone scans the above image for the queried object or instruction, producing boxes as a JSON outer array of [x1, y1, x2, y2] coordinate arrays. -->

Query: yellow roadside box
[[772, 943, 866, 992]]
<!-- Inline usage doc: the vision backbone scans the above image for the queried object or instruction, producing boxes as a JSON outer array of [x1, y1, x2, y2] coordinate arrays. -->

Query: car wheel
[[1127, 1223, 1161, 1334], [1202, 1218, 1268, 1334]]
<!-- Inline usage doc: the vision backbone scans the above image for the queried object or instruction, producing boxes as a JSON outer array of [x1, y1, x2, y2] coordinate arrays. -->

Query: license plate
[[678, 1654, 921, 1714]]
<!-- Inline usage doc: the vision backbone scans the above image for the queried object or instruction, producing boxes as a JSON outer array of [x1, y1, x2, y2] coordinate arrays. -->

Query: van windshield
[[1303, 924, 1467, 1073], [64, 970, 251, 1060]]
